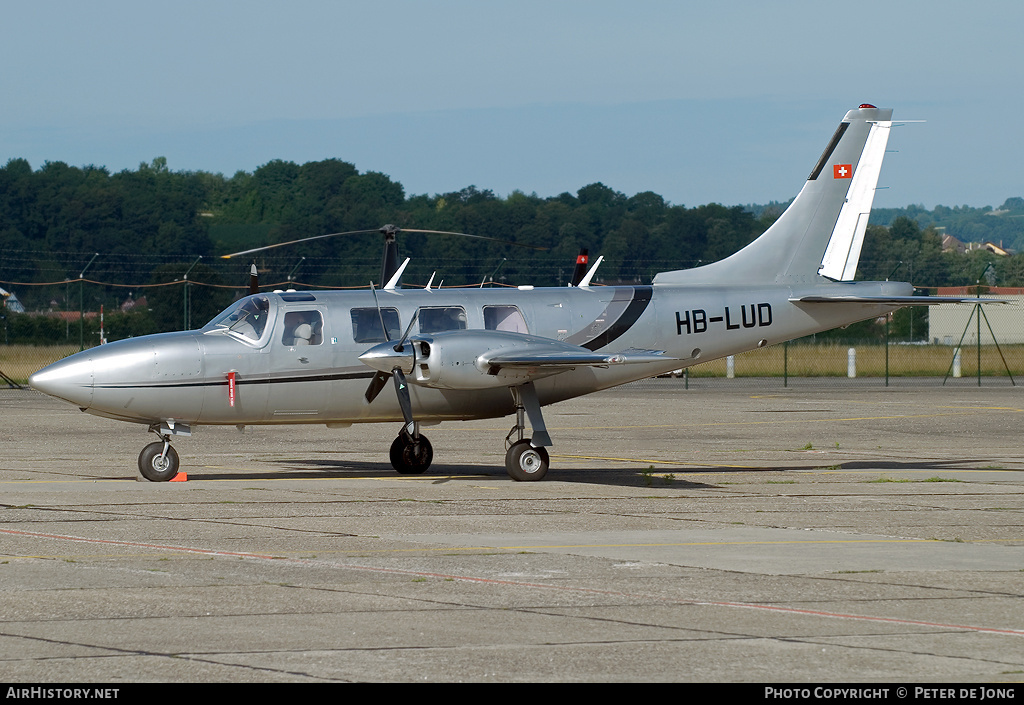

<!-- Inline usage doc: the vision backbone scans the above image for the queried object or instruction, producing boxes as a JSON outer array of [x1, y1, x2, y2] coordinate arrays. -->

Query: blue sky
[[3, 0, 1020, 209]]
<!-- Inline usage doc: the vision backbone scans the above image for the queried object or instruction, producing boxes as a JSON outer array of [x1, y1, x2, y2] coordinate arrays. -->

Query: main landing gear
[[386, 382, 554, 482], [503, 382, 551, 482], [390, 425, 433, 474], [505, 439, 549, 482]]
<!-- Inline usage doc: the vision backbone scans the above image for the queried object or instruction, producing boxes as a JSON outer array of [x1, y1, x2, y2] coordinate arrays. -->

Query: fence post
[[953, 348, 962, 378], [847, 347, 856, 378], [726, 355, 735, 379], [885, 315, 890, 387], [783, 341, 788, 387]]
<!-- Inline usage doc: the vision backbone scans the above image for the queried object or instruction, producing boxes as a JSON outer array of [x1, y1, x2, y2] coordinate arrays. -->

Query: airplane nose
[[29, 353, 95, 408]]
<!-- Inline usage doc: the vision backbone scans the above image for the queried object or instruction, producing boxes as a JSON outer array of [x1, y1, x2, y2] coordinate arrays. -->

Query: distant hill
[[746, 198, 1024, 252], [869, 198, 1024, 253]]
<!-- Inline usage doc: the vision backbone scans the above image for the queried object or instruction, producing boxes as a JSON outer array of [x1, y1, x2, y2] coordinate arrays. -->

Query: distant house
[[121, 295, 148, 312], [940, 234, 1013, 256], [941, 234, 966, 255], [980, 241, 1012, 257]]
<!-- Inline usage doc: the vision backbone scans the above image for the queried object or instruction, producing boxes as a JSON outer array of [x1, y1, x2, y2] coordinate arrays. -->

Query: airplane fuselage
[[31, 280, 909, 429]]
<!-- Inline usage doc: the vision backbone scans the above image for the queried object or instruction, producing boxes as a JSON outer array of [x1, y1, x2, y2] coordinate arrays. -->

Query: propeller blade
[[393, 369, 414, 428], [364, 371, 390, 404], [369, 281, 388, 340], [393, 309, 419, 353]]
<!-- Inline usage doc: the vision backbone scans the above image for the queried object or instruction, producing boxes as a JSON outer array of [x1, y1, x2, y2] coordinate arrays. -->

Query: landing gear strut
[[503, 382, 551, 482]]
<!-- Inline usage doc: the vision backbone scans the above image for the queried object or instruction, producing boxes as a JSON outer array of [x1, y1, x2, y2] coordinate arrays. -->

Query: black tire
[[138, 442, 180, 482], [389, 434, 433, 474], [505, 440, 549, 482]]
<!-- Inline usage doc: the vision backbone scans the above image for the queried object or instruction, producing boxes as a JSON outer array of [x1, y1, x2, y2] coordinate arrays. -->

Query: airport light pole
[[182, 256, 202, 331], [79, 253, 99, 352], [288, 257, 305, 285]]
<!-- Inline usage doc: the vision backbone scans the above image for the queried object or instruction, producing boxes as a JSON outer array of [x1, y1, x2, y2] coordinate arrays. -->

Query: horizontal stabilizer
[[791, 295, 1007, 306]]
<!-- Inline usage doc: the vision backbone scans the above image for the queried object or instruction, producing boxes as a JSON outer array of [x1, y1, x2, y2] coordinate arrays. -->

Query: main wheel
[[390, 434, 433, 474], [505, 440, 549, 482], [138, 442, 180, 482]]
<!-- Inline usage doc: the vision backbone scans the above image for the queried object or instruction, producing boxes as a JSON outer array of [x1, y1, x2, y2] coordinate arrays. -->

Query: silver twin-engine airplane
[[30, 104, 990, 482]]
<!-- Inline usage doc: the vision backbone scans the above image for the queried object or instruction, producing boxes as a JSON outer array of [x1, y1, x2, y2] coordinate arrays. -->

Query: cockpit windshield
[[203, 295, 272, 342]]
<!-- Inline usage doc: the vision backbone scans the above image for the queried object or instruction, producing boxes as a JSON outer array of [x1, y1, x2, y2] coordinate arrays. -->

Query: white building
[[928, 288, 1024, 344]]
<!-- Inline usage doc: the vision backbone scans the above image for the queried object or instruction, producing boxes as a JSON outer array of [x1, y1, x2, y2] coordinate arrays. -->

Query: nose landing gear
[[138, 422, 189, 482], [138, 440, 180, 482]]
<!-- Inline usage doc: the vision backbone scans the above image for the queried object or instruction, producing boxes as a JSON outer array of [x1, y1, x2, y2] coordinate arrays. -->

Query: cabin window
[[483, 305, 528, 333], [351, 307, 401, 343], [282, 311, 324, 346], [418, 306, 467, 334]]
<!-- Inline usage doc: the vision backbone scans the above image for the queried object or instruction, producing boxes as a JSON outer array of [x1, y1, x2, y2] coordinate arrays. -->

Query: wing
[[360, 329, 678, 391], [791, 295, 1006, 305], [483, 346, 672, 370]]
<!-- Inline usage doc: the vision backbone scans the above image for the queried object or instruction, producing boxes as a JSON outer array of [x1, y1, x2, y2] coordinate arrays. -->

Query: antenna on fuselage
[[577, 255, 604, 287]]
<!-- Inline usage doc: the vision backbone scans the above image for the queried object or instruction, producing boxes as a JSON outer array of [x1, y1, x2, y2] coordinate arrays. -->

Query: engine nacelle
[[409, 330, 564, 390]]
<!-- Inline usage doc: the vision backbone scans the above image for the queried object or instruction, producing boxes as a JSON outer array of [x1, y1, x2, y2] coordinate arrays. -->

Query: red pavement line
[[3, 527, 1022, 638]]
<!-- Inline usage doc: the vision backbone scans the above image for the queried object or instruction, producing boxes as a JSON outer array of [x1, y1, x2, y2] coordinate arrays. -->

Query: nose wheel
[[138, 440, 180, 482]]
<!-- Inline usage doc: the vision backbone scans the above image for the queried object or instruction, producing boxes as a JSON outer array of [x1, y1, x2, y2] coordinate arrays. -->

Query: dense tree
[[0, 154, 1021, 343]]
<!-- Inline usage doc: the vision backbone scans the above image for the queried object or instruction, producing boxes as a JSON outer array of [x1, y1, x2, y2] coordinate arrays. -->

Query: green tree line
[[1, 156, 1021, 343]]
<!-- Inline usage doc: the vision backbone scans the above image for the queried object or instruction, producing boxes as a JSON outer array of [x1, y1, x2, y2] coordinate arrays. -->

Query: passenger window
[[484, 305, 528, 333], [418, 306, 467, 334], [351, 307, 401, 343], [282, 311, 323, 346]]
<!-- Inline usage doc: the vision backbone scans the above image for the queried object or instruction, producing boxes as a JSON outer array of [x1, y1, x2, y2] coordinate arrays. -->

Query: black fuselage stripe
[[94, 370, 376, 390], [581, 287, 653, 351]]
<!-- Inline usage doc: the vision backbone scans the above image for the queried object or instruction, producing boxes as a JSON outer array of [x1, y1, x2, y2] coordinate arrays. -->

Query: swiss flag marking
[[834, 164, 852, 179]]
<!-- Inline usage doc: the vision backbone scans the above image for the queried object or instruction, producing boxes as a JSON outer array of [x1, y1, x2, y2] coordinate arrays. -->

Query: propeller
[[221, 224, 548, 289], [363, 309, 419, 408]]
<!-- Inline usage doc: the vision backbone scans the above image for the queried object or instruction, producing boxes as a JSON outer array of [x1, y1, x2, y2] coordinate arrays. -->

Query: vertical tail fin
[[817, 118, 891, 280], [654, 104, 893, 286]]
